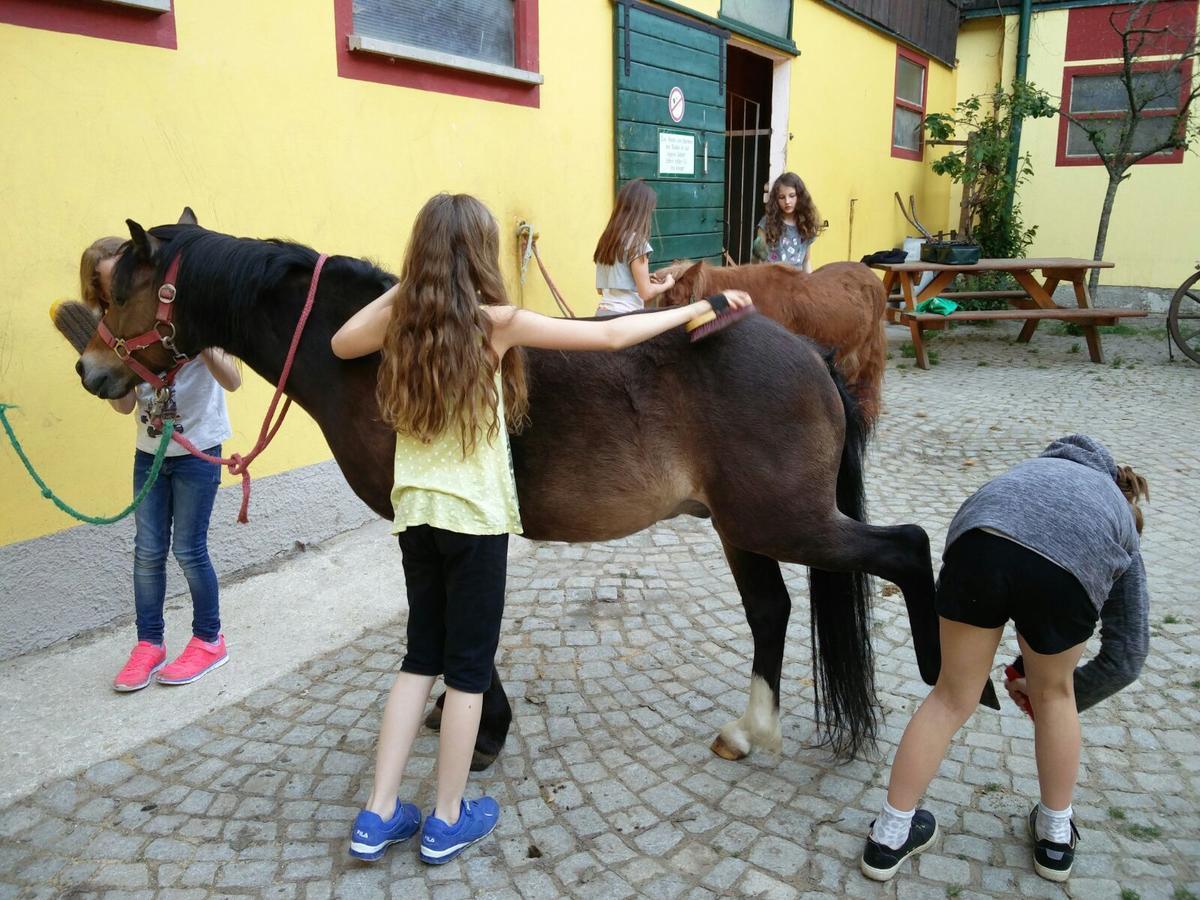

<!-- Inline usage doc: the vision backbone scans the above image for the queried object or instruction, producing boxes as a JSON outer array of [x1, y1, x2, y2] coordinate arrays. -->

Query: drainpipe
[[1004, 0, 1033, 222]]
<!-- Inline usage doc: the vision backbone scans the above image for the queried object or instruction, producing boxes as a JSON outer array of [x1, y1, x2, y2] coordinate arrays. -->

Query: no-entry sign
[[668, 86, 685, 123]]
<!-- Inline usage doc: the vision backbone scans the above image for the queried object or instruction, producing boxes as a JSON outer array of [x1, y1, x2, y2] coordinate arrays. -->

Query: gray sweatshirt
[[945, 435, 1149, 711]]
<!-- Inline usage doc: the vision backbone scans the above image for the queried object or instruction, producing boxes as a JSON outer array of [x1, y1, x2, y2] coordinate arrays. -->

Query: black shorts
[[397, 525, 508, 694], [935, 529, 1098, 655]]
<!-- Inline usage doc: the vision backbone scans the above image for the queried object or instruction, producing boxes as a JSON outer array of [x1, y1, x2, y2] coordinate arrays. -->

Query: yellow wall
[[952, 10, 1199, 287], [0, 0, 957, 548], [0, 0, 613, 545], [791, 2, 956, 267]]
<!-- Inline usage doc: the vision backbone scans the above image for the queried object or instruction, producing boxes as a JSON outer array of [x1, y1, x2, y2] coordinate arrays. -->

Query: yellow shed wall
[[0, 0, 613, 545]]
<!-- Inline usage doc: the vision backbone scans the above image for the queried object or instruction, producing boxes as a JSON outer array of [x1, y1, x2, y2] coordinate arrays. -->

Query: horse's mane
[[134, 225, 395, 342]]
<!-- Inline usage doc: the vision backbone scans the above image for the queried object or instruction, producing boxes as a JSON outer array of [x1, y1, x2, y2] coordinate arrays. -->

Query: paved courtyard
[[1, 322, 1197, 899]]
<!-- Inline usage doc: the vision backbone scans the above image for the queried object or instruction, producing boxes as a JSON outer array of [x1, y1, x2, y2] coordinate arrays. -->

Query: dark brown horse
[[74, 212, 967, 767], [655, 261, 888, 423]]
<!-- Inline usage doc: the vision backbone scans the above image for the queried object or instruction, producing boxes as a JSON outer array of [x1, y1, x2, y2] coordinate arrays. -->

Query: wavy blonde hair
[[80, 236, 126, 310], [376, 194, 529, 456], [1116, 465, 1150, 534]]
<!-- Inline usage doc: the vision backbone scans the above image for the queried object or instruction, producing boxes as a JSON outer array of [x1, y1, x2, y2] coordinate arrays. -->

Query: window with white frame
[[720, 0, 790, 39]]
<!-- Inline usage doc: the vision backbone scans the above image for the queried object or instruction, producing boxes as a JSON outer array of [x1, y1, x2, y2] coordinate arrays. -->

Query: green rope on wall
[[0, 402, 174, 525]]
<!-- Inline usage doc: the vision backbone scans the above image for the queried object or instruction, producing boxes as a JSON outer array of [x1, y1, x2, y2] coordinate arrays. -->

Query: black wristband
[[705, 293, 729, 314]]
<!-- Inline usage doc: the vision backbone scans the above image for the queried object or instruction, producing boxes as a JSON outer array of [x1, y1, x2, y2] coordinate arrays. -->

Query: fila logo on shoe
[[355, 830, 369, 839]]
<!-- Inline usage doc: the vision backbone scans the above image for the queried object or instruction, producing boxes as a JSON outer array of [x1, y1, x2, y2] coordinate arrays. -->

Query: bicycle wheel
[[1168, 269, 1200, 364]]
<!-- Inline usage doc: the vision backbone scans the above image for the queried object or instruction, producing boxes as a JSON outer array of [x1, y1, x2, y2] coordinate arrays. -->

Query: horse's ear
[[178, 207, 198, 226], [126, 219, 158, 259], [681, 261, 704, 286]]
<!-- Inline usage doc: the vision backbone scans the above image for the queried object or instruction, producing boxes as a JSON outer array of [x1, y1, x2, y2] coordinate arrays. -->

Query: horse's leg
[[422, 665, 512, 772], [711, 541, 790, 761]]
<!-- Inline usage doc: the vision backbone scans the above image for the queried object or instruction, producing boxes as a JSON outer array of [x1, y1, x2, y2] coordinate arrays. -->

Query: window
[[721, 0, 791, 39], [1057, 61, 1189, 166], [335, 0, 542, 108], [891, 47, 927, 160], [0, 0, 176, 49]]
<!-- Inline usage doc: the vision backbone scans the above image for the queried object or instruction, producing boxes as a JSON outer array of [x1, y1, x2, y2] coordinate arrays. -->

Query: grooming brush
[[685, 293, 755, 342], [1004, 657, 1034, 720], [50, 300, 100, 354]]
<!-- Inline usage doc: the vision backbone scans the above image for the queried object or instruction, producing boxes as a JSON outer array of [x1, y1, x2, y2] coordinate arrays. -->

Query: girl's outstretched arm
[[490, 290, 752, 355], [331, 284, 400, 359]]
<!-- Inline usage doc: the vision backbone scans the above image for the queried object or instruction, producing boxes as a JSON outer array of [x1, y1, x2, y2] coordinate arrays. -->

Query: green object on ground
[[0, 401, 175, 525], [917, 297, 959, 316]]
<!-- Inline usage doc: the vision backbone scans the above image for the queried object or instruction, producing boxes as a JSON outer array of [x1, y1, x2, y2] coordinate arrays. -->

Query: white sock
[[1036, 802, 1073, 843], [870, 799, 915, 850]]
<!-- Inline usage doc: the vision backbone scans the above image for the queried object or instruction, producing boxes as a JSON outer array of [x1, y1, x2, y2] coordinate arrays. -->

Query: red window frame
[[0, 0, 176, 50], [1056, 59, 1190, 166], [891, 46, 928, 161], [334, 0, 540, 109]]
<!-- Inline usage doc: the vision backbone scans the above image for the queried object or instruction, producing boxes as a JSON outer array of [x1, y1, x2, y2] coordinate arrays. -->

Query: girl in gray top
[[861, 435, 1149, 885]]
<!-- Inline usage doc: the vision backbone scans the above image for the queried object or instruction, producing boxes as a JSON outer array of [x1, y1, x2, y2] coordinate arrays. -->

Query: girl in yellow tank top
[[330, 192, 752, 865]]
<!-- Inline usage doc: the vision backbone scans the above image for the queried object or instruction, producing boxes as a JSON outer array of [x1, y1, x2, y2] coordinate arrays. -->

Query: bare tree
[[1054, 0, 1199, 293]]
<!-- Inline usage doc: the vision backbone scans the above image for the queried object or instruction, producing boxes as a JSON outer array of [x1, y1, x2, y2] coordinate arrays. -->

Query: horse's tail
[[807, 355, 878, 759]]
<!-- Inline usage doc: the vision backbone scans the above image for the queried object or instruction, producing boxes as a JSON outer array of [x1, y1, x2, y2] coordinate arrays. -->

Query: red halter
[[96, 254, 190, 391]]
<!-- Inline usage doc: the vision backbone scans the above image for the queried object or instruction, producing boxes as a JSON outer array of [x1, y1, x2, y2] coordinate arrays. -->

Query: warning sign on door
[[658, 130, 694, 177], [668, 86, 685, 123]]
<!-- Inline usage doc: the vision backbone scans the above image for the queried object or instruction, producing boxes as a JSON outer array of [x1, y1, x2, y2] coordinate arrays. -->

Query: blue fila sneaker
[[348, 800, 421, 861], [419, 796, 500, 864]]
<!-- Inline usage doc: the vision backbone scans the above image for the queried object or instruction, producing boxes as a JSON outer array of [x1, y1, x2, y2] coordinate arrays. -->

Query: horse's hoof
[[710, 734, 748, 761], [470, 749, 498, 772], [424, 706, 442, 731]]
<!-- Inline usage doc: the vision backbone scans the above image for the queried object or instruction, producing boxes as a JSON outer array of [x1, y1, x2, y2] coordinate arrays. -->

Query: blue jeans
[[132, 446, 222, 644]]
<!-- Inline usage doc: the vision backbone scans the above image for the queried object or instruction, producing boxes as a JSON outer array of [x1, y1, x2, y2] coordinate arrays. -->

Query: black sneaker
[[1027, 805, 1078, 882], [860, 809, 938, 881]]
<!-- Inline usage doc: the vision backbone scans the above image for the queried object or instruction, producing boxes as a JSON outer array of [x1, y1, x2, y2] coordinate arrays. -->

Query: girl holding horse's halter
[[593, 178, 675, 315], [861, 435, 1149, 885], [331, 193, 750, 865], [82, 238, 242, 692], [753, 172, 821, 273]]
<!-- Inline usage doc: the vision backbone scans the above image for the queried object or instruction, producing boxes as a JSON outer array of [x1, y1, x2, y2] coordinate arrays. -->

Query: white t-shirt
[[595, 239, 654, 313], [134, 357, 232, 456]]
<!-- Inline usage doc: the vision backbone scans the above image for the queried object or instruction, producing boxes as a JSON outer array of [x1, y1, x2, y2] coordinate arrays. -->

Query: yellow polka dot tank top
[[390, 370, 523, 536]]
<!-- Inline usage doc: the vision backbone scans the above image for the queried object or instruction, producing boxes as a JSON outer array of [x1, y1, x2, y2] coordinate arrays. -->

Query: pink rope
[[171, 253, 328, 523]]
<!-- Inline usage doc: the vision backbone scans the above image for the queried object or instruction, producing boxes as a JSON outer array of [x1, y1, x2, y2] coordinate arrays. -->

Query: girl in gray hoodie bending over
[[860, 435, 1149, 885]]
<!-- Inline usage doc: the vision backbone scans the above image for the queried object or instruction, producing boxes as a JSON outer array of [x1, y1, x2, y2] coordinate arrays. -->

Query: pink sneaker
[[156, 635, 228, 685], [113, 641, 167, 692]]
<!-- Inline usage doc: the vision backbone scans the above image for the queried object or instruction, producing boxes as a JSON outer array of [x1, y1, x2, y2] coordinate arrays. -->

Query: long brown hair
[[593, 178, 656, 266], [1116, 465, 1150, 534], [763, 172, 821, 245], [80, 236, 127, 310], [376, 194, 529, 456]]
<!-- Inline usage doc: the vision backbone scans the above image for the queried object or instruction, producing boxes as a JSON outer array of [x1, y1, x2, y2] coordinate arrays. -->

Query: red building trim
[[1056, 59, 1190, 166], [891, 45, 928, 161], [1065, 1, 1198, 62], [0, 0, 176, 50], [333, 0, 540, 109]]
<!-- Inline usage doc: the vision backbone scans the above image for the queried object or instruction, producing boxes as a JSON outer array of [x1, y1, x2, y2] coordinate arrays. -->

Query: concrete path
[[0, 321, 1196, 899]]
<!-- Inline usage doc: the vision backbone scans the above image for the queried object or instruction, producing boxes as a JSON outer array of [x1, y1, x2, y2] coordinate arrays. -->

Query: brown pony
[[656, 261, 887, 423]]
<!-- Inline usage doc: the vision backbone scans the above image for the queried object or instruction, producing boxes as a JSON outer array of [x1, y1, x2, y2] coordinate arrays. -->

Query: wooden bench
[[872, 257, 1136, 369]]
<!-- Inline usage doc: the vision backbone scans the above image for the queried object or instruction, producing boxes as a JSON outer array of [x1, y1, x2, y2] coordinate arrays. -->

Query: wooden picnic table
[[871, 257, 1147, 369]]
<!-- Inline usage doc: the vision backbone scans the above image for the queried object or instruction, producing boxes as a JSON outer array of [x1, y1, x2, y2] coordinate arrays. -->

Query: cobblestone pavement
[[1, 323, 1197, 899]]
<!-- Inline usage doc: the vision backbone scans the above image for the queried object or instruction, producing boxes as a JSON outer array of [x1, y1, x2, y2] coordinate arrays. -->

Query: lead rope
[[169, 252, 329, 523], [517, 222, 576, 318], [0, 402, 175, 525]]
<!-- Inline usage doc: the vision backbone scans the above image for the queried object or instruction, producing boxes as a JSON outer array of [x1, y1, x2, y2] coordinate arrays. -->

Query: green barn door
[[615, 0, 727, 268]]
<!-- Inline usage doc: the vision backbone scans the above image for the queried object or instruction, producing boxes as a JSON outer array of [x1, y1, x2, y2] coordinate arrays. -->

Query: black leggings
[[397, 525, 508, 693], [935, 529, 1098, 655]]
